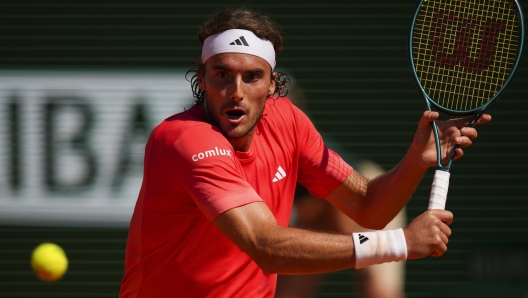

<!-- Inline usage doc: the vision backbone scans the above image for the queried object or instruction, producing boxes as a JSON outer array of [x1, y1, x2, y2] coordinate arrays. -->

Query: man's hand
[[409, 111, 492, 169], [403, 210, 453, 259]]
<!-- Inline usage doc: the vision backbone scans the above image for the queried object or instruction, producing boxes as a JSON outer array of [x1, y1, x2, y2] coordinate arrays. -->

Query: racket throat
[[432, 120, 455, 170], [437, 166, 450, 172]]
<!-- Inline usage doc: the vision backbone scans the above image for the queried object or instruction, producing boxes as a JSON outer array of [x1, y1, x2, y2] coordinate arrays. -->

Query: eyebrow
[[247, 68, 266, 74]]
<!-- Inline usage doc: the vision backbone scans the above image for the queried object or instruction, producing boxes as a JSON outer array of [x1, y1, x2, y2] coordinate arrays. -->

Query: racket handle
[[428, 170, 450, 210]]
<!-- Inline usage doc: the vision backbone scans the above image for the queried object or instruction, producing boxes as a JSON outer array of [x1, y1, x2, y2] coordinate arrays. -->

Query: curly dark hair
[[187, 8, 290, 104]]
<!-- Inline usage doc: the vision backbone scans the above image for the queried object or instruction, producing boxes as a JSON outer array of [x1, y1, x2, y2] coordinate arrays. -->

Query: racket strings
[[412, 0, 520, 111]]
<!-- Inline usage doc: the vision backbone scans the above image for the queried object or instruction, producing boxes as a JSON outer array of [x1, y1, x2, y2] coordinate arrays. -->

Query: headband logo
[[229, 36, 249, 46]]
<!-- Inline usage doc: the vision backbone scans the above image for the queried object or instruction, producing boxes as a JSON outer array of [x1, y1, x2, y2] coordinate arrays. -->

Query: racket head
[[409, 0, 525, 116]]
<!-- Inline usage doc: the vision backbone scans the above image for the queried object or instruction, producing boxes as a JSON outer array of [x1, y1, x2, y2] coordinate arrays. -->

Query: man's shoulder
[[269, 97, 295, 109], [152, 105, 218, 143], [265, 97, 302, 120], [163, 103, 205, 125], [156, 104, 213, 135], [150, 104, 228, 152], [265, 97, 310, 128]]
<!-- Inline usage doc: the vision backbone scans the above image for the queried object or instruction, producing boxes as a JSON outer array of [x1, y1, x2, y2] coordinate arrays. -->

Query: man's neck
[[228, 129, 255, 152]]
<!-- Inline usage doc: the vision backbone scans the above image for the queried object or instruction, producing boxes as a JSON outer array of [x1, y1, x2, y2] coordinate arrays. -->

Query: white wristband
[[352, 228, 407, 269]]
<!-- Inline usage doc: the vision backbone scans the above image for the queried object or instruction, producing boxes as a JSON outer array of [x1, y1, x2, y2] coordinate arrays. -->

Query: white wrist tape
[[352, 228, 407, 269]]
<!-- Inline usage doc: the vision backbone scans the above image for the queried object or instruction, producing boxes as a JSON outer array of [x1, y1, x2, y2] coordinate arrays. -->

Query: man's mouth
[[226, 109, 246, 122]]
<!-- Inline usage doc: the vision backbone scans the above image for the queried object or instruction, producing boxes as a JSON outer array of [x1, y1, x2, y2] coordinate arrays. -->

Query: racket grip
[[428, 170, 450, 210]]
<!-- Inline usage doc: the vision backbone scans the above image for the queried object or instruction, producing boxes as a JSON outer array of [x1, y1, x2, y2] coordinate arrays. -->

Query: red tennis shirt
[[120, 98, 353, 297]]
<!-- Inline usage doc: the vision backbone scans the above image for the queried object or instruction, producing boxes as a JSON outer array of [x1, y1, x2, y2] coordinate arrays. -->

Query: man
[[120, 8, 490, 297]]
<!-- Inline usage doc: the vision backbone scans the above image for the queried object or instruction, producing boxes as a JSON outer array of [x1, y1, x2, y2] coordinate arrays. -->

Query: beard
[[204, 95, 266, 140]]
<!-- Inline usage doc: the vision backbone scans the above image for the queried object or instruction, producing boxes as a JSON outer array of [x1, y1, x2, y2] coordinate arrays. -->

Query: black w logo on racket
[[430, 11, 505, 72]]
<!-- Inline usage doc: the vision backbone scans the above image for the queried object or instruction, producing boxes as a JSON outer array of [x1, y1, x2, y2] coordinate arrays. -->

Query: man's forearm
[[326, 149, 427, 230], [213, 201, 449, 275], [213, 202, 357, 274], [252, 226, 356, 274], [362, 150, 428, 229]]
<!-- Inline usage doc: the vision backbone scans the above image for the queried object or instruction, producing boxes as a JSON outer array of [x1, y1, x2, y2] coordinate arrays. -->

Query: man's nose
[[229, 75, 244, 103]]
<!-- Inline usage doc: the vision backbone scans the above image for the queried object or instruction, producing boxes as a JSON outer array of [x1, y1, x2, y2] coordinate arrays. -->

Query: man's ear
[[268, 72, 277, 96]]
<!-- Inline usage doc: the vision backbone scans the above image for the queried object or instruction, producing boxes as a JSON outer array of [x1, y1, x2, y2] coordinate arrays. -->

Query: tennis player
[[120, 8, 491, 297]]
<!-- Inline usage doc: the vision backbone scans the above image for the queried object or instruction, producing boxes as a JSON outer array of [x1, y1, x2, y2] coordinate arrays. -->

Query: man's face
[[198, 53, 275, 143]]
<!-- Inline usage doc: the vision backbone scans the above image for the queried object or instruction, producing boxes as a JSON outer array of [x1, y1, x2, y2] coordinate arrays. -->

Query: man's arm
[[212, 111, 489, 274], [212, 201, 452, 275], [325, 154, 426, 230], [325, 111, 491, 230]]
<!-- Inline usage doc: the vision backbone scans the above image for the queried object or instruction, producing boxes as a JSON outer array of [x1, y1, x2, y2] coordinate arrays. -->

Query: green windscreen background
[[1, 1, 527, 297]]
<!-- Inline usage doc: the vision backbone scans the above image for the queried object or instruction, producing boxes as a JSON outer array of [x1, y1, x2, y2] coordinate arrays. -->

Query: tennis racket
[[409, 0, 524, 211]]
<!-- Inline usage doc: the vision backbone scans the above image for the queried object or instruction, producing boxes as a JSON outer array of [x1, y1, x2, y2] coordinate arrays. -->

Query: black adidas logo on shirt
[[358, 234, 369, 244], [230, 36, 249, 46]]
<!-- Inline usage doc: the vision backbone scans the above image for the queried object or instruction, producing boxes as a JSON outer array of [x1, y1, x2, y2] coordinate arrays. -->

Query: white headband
[[201, 29, 276, 69]]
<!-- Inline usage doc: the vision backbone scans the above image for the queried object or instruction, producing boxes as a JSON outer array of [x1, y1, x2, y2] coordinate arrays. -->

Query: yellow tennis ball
[[31, 243, 68, 282]]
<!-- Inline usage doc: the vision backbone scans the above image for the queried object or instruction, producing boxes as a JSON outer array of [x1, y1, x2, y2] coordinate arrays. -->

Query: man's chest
[[237, 131, 298, 225]]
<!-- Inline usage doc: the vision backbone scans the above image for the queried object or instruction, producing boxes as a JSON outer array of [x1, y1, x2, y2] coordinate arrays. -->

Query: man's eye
[[247, 74, 259, 81], [217, 72, 227, 78]]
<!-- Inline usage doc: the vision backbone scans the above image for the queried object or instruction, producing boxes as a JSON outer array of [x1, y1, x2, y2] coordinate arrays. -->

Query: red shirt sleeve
[[162, 124, 263, 221], [292, 104, 354, 198]]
